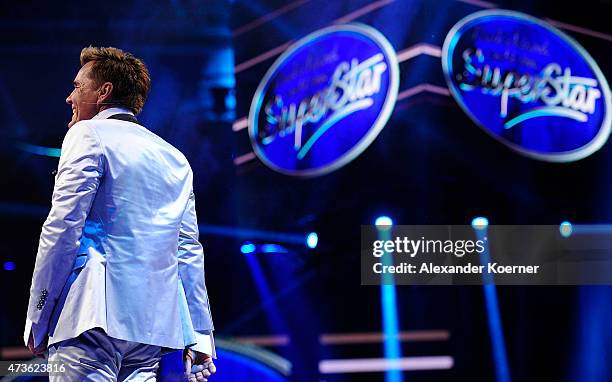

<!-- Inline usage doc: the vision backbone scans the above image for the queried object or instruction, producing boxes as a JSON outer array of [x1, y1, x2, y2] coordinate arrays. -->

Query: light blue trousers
[[48, 328, 162, 382]]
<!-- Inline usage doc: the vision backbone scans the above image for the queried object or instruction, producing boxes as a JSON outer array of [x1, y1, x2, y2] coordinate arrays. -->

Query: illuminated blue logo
[[248, 24, 399, 176], [442, 10, 611, 162]]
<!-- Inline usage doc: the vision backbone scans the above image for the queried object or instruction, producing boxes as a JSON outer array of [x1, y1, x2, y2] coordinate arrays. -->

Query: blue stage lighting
[[260, 244, 289, 253], [483, 284, 511, 382], [375, 216, 393, 227], [560, 221, 573, 238], [3, 261, 16, 271], [17, 142, 61, 158], [471, 222, 511, 382], [471, 216, 489, 230], [381, 284, 403, 382], [240, 242, 256, 254], [376, 216, 403, 382], [306, 232, 318, 249]]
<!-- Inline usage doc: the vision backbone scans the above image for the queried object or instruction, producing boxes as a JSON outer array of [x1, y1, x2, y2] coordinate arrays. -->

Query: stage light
[[471, 217, 510, 382], [260, 244, 289, 253], [560, 221, 573, 238], [483, 284, 511, 382], [471, 216, 489, 230], [374, 214, 402, 382], [240, 242, 256, 254], [3, 261, 16, 271], [17, 142, 61, 158], [306, 232, 318, 249], [375, 216, 393, 227]]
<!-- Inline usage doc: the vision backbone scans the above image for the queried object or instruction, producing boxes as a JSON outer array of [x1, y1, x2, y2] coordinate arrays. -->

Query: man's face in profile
[[65, 61, 100, 128]]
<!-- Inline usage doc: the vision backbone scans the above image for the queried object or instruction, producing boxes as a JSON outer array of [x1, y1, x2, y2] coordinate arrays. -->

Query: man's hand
[[184, 348, 216, 382], [27, 332, 47, 358]]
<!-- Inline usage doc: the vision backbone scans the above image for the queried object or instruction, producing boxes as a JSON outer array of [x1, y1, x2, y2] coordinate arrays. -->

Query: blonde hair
[[80, 46, 151, 115]]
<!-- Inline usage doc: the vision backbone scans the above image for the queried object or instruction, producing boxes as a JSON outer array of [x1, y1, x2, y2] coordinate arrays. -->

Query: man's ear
[[98, 82, 114, 104]]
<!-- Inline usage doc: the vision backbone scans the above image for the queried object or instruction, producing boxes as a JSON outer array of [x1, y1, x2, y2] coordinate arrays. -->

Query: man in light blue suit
[[24, 46, 216, 382]]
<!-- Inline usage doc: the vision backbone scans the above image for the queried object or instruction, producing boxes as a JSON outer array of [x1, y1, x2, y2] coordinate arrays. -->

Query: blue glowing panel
[[442, 10, 611, 162], [249, 24, 399, 176]]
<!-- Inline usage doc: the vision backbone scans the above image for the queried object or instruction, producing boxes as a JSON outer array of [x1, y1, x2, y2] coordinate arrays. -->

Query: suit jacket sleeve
[[24, 122, 104, 347], [177, 179, 215, 345]]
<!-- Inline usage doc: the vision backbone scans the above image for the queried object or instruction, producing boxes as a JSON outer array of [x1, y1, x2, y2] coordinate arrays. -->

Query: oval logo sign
[[442, 10, 611, 162], [248, 24, 399, 176]]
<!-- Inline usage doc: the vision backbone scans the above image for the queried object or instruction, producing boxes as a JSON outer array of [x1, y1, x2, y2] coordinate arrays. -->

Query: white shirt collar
[[93, 107, 134, 120]]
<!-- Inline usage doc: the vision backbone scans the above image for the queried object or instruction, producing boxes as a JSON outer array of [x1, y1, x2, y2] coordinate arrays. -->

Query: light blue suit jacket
[[24, 108, 214, 355]]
